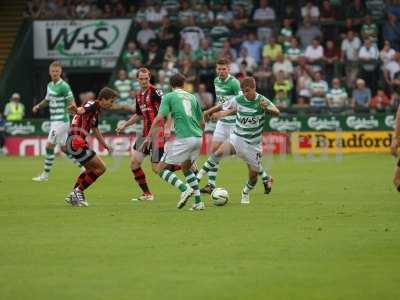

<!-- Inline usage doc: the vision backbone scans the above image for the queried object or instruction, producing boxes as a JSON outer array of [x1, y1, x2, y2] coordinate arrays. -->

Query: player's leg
[[241, 166, 258, 204], [32, 139, 56, 182], [130, 148, 153, 201], [258, 166, 273, 194], [57, 123, 83, 169], [393, 161, 400, 192], [69, 154, 106, 207]]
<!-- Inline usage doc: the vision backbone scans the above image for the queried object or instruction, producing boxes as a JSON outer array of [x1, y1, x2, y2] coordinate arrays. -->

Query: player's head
[[49, 61, 63, 82], [216, 58, 230, 80], [136, 67, 151, 90], [240, 77, 257, 100], [170, 73, 186, 89], [97, 87, 118, 109]]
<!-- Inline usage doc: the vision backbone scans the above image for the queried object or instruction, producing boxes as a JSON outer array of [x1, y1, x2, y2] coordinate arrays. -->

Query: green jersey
[[229, 93, 274, 145], [159, 88, 203, 138], [45, 79, 74, 123], [214, 74, 241, 124]]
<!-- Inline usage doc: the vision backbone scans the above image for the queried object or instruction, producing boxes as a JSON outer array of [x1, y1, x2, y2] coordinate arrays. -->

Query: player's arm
[[391, 106, 400, 157], [32, 98, 49, 113], [204, 104, 223, 122], [261, 99, 280, 116], [116, 113, 143, 134], [210, 108, 236, 121], [164, 113, 173, 139], [92, 127, 113, 154]]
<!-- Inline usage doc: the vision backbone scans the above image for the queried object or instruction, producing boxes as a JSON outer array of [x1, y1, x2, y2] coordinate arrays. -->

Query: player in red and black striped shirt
[[65, 87, 118, 207], [117, 67, 171, 201]]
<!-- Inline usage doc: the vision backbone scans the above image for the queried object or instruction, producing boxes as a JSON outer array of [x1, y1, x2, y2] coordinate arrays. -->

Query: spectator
[[179, 58, 196, 92], [155, 70, 171, 93], [273, 90, 291, 110], [341, 30, 361, 89], [279, 19, 293, 52], [88, 3, 102, 19], [304, 37, 324, 70], [209, 18, 231, 54], [380, 40, 396, 69], [308, 71, 329, 108], [194, 39, 217, 70], [352, 78, 371, 111], [4, 93, 25, 121], [215, 4, 234, 25], [195, 83, 214, 110], [218, 40, 237, 61], [163, 46, 177, 69], [383, 13, 400, 51], [384, 52, 400, 91], [180, 16, 205, 51], [361, 15, 378, 45], [346, 0, 367, 29], [390, 72, 400, 109], [126, 57, 143, 84], [236, 47, 257, 73], [273, 70, 292, 98], [134, 5, 147, 24], [253, 57, 273, 96], [296, 16, 322, 48], [230, 19, 247, 55], [114, 70, 133, 107], [227, 54, 240, 75], [144, 40, 164, 69], [252, 0, 276, 42], [114, 1, 126, 17], [301, 1, 320, 23], [323, 40, 341, 83], [327, 78, 349, 109], [241, 32, 263, 64], [272, 53, 294, 78], [262, 36, 283, 62], [196, 4, 214, 27], [122, 41, 143, 68], [178, 1, 194, 25], [146, 3, 167, 26], [178, 43, 195, 64], [136, 21, 156, 50], [75, 0, 90, 18], [296, 63, 313, 103], [25, 0, 45, 18], [370, 89, 391, 112], [158, 17, 179, 49], [358, 38, 379, 94], [0, 113, 6, 154], [285, 37, 304, 64], [103, 3, 114, 18], [320, 0, 336, 22], [233, 5, 248, 26]]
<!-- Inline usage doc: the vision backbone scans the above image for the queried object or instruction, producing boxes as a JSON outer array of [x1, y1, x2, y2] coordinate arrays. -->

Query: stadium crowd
[[24, 0, 400, 115]]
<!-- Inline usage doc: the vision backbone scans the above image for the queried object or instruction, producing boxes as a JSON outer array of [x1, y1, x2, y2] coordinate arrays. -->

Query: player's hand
[[116, 124, 125, 135], [105, 144, 113, 155], [139, 137, 151, 152], [260, 100, 270, 110], [32, 105, 39, 114], [210, 112, 222, 122], [68, 104, 78, 114], [390, 139, 399, 157], [203, 111, 210, 122]]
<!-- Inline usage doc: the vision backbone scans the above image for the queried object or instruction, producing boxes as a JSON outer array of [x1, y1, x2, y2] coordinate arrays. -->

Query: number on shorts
[[182, 97, 192, 117]]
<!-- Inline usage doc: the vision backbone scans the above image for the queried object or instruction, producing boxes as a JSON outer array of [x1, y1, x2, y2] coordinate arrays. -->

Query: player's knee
[[130, 159, 141, 170], [96, 163, 106, 175], [151, 164, 159, 174]]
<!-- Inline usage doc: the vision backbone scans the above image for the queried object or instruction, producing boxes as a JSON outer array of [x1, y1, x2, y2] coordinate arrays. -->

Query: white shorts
[[161, 137, 201, 165], [47, 122, 69, 146], [212, 121, 234, 143], [230, 134, 262, 172]]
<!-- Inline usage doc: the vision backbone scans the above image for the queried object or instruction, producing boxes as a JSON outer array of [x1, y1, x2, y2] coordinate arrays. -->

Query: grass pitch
[[0, 154, 399, 300]]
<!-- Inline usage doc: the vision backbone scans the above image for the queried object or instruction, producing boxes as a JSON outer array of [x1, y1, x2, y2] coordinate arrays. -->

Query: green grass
[[0, 154, 399, 300]]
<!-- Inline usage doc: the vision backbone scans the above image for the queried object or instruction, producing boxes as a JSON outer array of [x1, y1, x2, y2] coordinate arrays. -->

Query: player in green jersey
[[32, 61, 78, 182], [142, 73, 205, 211], [197, 58, 274, 194], [205, 77, 280, 204]]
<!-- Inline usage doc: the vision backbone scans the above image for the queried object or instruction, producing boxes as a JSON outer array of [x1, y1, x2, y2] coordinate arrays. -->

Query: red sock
[[75, 171, 101, 191], [132, 167, 150, 194]]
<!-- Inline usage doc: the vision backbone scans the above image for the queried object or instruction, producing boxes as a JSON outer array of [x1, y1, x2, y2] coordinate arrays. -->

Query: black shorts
[[66, 136, 96, 166], [133, 135, 164, 163], [397, 159, 400, 168]]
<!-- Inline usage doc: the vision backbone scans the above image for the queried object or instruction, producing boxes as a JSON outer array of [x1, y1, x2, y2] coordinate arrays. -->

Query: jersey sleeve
[[159, 95, 171, 117], [135, 93, 142, 115], [83, 101, 97, 114], [153, 88, 163, 104], [226, 96, 238, 110], [232, 78, 241, 95], [63, 83, 74, 103]]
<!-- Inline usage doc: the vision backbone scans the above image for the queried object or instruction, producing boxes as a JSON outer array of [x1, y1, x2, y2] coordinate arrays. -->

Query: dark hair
[[170, 73, 186, 88], [98, 87, 118, 100], [136, 67, 151, 78], [216, 58, 230, 65], [240, 77, 256, 89]]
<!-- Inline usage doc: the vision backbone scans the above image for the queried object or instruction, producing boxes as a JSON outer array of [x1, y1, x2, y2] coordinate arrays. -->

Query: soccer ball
[[211, 188, 229, 206]]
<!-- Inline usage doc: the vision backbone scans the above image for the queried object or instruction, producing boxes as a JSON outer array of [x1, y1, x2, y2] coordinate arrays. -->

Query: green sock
[[243, 180, 256, 194], [184, 170, 201, 204], [159, 169, 187, 192], [43, 148, 55, 174]]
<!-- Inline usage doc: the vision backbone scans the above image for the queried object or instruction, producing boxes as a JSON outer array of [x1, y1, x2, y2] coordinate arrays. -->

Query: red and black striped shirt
[[69, 100, 100, 141], [135, 85, 163, 137]]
